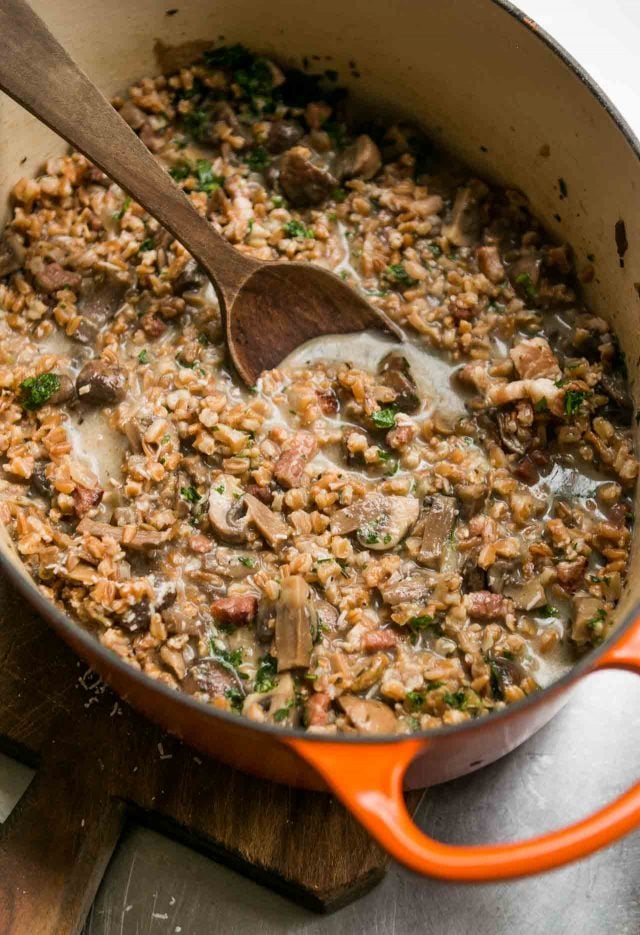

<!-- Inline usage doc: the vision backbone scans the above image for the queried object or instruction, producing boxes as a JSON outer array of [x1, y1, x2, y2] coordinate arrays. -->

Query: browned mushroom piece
[[244, 493, 289, 548], [0, 232, 26, 277], [266, 119, 304, 154], [278, 145, 337, 206], [443, 179, 489, 247], [274, 575, 314, 671], [378, 572, 433, 606], [335, 134, 382, 181], [415, 495, 457, 569], [504, 576, 546, 611], [313, 599, 339, 634], [243, 672, 298, 726], [183, 660, 237, 697], [76, 360, 126, 405], [208, 476, 250, 543], [75, 271, 129, 344], [330, 493, 420, 550], [273, 431, 318, 488], [508, 251, 542, 297], [76, 516, 173, 550], [28, 258, 82, 294], [338, 695, 397, 734], [72, 483, 104, 517], [572, 595, 605, 645], [378, 352, 420, 413], [476, 244, 505, 283], [487, 653, 527, 698]]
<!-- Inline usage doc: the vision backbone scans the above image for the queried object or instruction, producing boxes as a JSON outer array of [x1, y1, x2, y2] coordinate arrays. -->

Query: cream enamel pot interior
[[0, 0, 639, 882]]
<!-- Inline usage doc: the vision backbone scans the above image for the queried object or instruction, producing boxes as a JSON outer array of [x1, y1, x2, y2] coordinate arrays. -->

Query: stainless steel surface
[[78, 671, 639, 934], [0, 0, 639, 930]]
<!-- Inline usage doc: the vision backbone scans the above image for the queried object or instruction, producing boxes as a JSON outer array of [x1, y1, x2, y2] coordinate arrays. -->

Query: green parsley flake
[[564, 389, 588, 416], [113, 196, 131, 221], [514, 271, 537, 300], [247, 146, 270, 171], [19, 373, 61, 410], [180, 486, 202, 503], [255, 653, 278, 693], [385, 263, 417, 287], [371, 408, 397, 429], [137, 349, 149, 364], [283, 219, 314, 239]]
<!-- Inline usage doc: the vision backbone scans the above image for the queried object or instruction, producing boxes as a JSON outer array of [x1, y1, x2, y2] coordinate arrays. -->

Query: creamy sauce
[[282, 330, 466, 418], [65, 409, 126, 487]]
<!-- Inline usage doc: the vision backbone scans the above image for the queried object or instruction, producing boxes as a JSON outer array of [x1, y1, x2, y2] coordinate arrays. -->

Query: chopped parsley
[[247, 146, 270, 171], [564, 389, 588, 416], [19, 373, 61, 410], [224, 686, 244, 710], [273, 698, 296, 722], [587, 608, 607, 636], [514, 271, 537, 300], [180, 486, 202, 503], [112, 196, 131, 221], [238, 556, 256, 568], [385, 263, 417, 287], [444, 690, 467, 709], [139, 237, 154, 252], [255, 653, 278, 693], [539, 605, 559, 618], [283, 219, 314, 239], [137, 349, 149, 364], [208, 642, 245, 675], [406, 690, 425, 709], [333, 187, 348, 203], [203, 44, 254, 70], [183, 109, 209, 141], [429, 243, 443, 258], [371, 407, 397, 429], [534, 397, 548, 413], [169, 162, 192, 182], [195, 159, 223, 192]]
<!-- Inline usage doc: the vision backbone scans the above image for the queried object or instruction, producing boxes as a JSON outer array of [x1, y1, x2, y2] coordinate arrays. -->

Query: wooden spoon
[[0, 0, 402, 385]]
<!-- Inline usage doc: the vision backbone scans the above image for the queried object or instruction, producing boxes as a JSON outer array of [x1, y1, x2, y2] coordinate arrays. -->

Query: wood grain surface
[[0, 572, 423, 934]]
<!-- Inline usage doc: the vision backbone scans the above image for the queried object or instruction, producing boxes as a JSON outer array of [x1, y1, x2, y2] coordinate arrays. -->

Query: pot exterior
[[0, 0, 639, 800]]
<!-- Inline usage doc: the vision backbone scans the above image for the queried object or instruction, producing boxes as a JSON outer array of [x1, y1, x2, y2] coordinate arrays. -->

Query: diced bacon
[[466, 590, 508, 620], [510, 338, 560, 381], [211, 594, 258, 628], [363, 630, 397, 652], [274, 431, 318, 488]]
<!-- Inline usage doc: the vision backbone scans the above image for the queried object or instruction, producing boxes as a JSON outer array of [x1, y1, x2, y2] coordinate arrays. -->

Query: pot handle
[[288, 619, 640, 882]]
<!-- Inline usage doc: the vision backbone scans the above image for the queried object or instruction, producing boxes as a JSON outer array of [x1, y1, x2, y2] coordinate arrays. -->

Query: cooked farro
[[0, 44, 636, 734]]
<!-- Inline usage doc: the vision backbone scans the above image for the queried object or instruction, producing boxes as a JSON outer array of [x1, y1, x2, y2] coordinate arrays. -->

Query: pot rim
[[2, 0, 639, 749]]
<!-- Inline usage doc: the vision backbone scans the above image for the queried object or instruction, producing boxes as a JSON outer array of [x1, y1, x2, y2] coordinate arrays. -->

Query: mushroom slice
[[76, 517, 172, 550], [415, 495, 457, 569], [338, 696, 397, 734], [208, 475, 250, 543], [243, 672, 298, 726], [244, 493, 289, 548], [378, 352, 420, 413], [330, 493, 419, 550], [275, 575, 314, 671], [504, 577, 546, 611]]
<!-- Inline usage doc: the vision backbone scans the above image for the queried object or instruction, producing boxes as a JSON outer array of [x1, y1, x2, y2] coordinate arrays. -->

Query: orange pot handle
[[289, 618, 640, 882]]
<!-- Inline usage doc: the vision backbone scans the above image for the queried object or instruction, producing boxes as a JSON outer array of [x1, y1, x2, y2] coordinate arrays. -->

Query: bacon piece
[[363, 630, 397, 652], [273, 432, 318, 489], [467, 591, 508, 620], [211, 595, 258, 628]]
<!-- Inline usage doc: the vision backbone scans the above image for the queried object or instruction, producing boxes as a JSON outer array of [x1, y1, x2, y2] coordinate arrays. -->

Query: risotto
[[0, 45, 636, 734]]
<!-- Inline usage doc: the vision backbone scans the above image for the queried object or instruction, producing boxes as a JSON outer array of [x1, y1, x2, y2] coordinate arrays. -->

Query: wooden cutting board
[[0, 574, 423, 934]]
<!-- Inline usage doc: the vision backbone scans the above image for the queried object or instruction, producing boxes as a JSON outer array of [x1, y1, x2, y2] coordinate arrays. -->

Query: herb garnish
[[195, 159, 223, 192], [385, 263, 417, 287], [564, 389, 588, 416], [255, 653, 278, 693], [19, 373, 61, 410], [283, 219, 314, 239], [180, 486, 202, 503], [371, 407, 397, 429], [137, 349, 149, 364], [514, 271, 537, 300], [247, 146, 270, 171]]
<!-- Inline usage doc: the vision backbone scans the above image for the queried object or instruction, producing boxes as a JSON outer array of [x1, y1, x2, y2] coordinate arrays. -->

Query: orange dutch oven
[[0, 0, 639, 881]]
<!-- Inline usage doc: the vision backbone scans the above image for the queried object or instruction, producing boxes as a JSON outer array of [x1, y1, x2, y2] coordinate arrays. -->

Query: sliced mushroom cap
[[378, 353, 420, 413], [504, 577, 546, 611], [0, 232, 26, 277], [244, 493, 289, 548], [330, 493, 419, 550], [243, 672, 298, 726], [275, 575, 314, 671], [208, 475, 250, 543], [335, 134, 382, 181], [572, 595, 605, 645], [443, 179, 489, 247], [338, 696, 397, 734], [415, 495, 457, 569]]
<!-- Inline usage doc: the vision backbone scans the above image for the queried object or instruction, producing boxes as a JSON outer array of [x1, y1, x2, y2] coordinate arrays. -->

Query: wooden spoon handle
[[0, 0, 256, 297]]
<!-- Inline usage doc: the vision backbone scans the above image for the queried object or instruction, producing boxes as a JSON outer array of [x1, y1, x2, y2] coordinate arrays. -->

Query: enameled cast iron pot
[[1, 0, 639, 882]]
